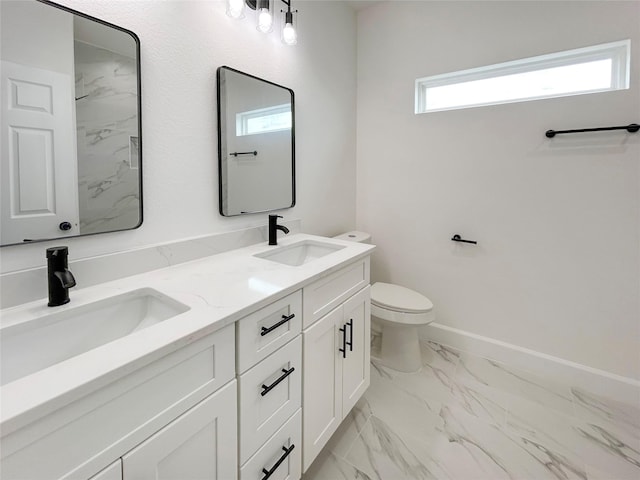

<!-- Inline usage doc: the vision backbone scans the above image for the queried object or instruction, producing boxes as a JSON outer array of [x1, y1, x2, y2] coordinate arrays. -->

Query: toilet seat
[[370, 282, 434, 325], [371, 282, 433, 313]]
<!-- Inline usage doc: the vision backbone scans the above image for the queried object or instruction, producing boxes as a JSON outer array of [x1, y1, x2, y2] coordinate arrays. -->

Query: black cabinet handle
[[339, 324, 347, 358], [346, 319, 353, 352], [261, 313, 295, 337], [261, 367, 295, 397], [261, 444, 295, 480]]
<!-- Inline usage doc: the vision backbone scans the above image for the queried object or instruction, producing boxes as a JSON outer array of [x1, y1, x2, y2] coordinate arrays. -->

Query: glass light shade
[[257, 7, 273, 33], [226, 0, 245, 18], [282, 22, 297, 45]]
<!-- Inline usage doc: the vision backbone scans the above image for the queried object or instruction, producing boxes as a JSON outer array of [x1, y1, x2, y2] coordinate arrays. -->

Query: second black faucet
[[268, 215, 289, 245]]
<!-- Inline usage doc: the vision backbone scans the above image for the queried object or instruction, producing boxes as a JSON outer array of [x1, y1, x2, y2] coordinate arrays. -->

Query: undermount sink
[[0, 288, 190, 386], [254, 240, 345, 266]]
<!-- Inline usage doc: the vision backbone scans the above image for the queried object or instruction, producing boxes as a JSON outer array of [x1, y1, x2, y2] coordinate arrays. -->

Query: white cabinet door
[[88, 460, 122, 480], [341, 286, 370, 415], [302, 306, 342, 472], [302, 285, 371, 472], [122, 381, 237, 480]]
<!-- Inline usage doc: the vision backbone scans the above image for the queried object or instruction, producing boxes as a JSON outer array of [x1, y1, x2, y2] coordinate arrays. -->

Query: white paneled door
[[1, 60, 79, 244]]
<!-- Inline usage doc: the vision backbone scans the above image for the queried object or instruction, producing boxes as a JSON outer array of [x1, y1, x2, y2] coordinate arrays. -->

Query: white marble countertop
[[0, 233, 374, 434]]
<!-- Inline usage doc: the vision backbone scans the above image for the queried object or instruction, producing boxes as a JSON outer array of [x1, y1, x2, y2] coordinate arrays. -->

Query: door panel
[[302, 307, 342, 472], [1, 60, 79, 244], [122, 381, 237, 480], [341, 286, 371, 415]]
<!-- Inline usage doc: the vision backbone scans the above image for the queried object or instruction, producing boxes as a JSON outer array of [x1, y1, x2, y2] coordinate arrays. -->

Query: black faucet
[[47, 246, 76, 306], [268, 215, 290, 245]]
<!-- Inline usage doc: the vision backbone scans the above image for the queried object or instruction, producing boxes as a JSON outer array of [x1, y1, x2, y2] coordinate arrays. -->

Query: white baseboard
[[420, 322, 640, 404]]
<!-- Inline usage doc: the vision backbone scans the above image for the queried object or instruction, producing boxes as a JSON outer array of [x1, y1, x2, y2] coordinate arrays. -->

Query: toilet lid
[[371, 282, 433, 314]]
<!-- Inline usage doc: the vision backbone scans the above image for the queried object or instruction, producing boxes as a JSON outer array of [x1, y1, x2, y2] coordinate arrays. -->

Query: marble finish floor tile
[[304, 450, 373, 480], [507, 388, 640, 479], [303, 343, 638, 480], [571, 387, 640, 441], [323, 396, 374, 457], [455, 352, 576, 415]]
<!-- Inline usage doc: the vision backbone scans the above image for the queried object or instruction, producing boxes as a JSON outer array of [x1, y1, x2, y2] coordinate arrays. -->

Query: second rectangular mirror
[[217, 66, 295, 216]]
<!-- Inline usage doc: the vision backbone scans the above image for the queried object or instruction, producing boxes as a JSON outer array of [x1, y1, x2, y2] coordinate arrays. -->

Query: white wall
[[0, 0, 357, 273], [356, 1, 640, 380]]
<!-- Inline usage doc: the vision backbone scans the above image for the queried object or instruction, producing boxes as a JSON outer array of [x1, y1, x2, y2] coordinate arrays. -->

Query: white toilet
[[333, 231, 435, 372]]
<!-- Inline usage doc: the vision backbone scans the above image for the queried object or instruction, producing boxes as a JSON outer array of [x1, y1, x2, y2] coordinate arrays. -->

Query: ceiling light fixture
[[226, 0, 298, 46], [280, 0, 298, 45]]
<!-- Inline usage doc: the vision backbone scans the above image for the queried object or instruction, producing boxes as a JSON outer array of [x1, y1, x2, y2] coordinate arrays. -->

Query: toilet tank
[[333, 231, 371, 244]]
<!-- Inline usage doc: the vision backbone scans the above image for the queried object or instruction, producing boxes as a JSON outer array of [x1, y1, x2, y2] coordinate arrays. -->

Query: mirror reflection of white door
[[1, 61, 79, 244]]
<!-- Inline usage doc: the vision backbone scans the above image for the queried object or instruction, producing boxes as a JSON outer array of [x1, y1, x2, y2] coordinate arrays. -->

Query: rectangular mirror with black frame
[[217, 66, 295, 216], [0, 0, 142, 246]]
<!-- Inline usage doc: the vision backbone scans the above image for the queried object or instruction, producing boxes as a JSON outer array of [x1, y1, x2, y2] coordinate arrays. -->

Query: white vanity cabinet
[[1, 235, 373, 480], [89, 382, 237, 480], [0, 324, 236, 480], [88, 461, 121, 480], [236, 290, 303, 480], [301, 259, 371, 472], [122, 381, 237, 480]]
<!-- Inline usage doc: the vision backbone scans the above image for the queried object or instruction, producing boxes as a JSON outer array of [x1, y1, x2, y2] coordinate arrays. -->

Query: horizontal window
[[415, 40, 630, 113], [236, 104, 291, 136]]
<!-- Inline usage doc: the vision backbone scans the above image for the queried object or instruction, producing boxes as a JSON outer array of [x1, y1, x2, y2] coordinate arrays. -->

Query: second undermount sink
[[254, 240, 346, 267], [0, 288, 190, 386]]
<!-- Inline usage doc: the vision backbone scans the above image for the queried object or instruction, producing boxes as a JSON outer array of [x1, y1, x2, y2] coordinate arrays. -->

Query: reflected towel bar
[[545, 124, 639, 138], [229, 150, 258, 157]]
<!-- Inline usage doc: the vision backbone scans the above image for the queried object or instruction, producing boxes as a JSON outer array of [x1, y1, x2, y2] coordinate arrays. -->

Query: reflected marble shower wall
[[74, 41, 140, 234], [304, 340, 640, 480]]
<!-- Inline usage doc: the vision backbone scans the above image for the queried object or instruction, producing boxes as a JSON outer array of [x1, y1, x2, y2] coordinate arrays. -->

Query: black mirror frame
[[2, 0, 144, 246], [216, 66, 296, 217]]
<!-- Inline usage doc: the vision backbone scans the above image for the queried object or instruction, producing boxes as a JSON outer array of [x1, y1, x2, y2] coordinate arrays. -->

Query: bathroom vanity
[[0, 234, 374, 479]]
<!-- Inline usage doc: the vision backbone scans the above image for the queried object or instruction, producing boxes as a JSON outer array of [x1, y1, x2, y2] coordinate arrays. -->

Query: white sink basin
[[0, 288, 190, 386], [254, 240, 345, 266]]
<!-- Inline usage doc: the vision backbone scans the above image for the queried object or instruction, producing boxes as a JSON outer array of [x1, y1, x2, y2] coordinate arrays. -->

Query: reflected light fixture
[[226, 0, 298, 45], [226, 0, 245, 18]]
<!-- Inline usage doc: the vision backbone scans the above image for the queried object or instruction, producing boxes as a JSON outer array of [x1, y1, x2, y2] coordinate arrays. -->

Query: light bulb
[[227, 0, 245, 18], [282, 22, 297, 45], [257, 8, 273, 33]]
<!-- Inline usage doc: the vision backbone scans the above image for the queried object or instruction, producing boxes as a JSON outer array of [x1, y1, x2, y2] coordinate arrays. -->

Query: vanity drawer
[[237, 290, 302, 373], [240, 409, 301, 480], [302, 257, 369, 329], [239, 336, 301, 464]]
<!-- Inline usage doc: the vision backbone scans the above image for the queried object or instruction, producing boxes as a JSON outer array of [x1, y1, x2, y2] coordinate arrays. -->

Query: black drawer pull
[[346, 319, 353, 352], [261, 367, 295, 397], [261, 444, 295, 480], [261, 313, 295, 337]]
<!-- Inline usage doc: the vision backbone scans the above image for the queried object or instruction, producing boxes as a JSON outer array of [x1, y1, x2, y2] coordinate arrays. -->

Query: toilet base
[[378, 320, 423, 373]]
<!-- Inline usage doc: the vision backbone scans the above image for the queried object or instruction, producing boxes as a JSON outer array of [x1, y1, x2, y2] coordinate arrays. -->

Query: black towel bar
[[229, 150, 258, 157], [545, 124, 639, 138]]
